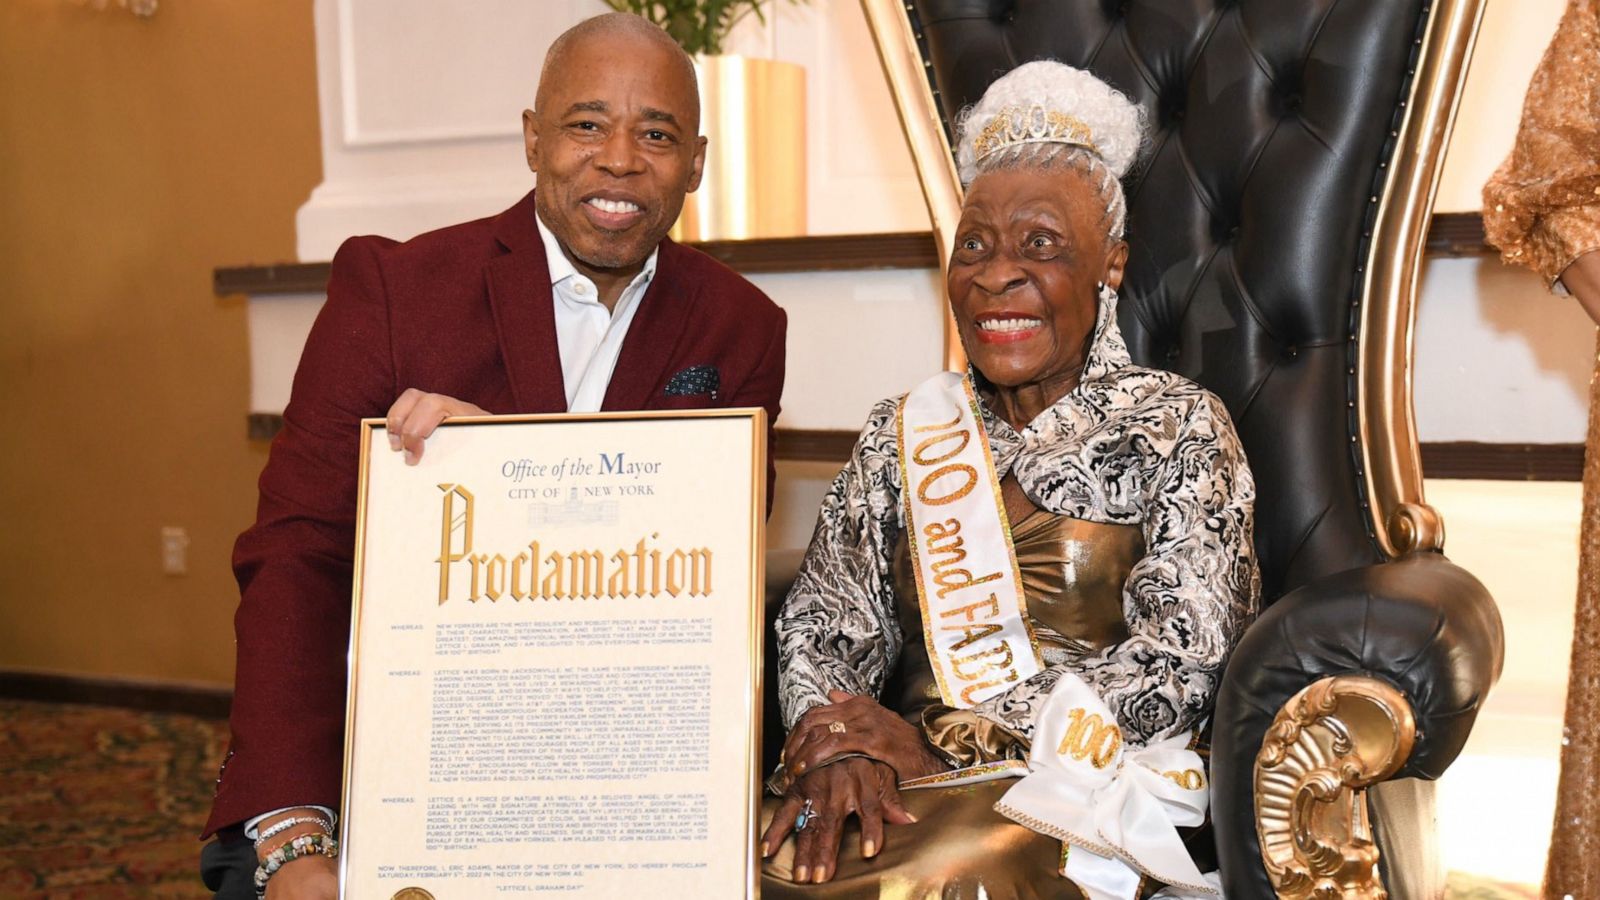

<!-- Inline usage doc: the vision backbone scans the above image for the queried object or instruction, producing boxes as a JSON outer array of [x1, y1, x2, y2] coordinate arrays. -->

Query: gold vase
[[672, 55, 806, 242]]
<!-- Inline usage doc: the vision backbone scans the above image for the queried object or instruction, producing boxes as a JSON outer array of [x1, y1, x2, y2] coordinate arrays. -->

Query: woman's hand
[[263, 855, 337, 899], [782, 690, 950, 782], [385, 388, 489, 464], [761, 757, 916, 884], [1561, 250, 1600, 325]]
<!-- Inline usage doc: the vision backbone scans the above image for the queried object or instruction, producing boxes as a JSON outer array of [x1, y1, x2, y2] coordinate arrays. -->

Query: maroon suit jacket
[[204, 190, 786, 837]]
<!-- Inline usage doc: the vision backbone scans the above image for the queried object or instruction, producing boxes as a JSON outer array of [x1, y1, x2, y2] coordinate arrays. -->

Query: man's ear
[[522, 109, 540, 174], [685, 135, 708, 193], [1104, 240, 1130, 291]]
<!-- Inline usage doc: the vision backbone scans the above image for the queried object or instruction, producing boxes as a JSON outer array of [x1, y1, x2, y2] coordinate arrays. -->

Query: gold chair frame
[[859, 2, 1488, 895], [860, 0, 1485, 561]]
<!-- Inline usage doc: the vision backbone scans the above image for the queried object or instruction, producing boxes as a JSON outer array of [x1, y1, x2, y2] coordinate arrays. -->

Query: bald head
[[521, 11, 708, 295], [537, 13, 700, 125]]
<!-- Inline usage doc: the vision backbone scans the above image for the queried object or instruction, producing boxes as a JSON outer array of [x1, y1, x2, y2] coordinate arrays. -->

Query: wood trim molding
[[215, 215, 1488, 296], [1421, 441, 1584, 481], [244, 415, 1581, 479], [214, 261, 331, 296], [692, 231, 938, 273], [215, 231, 941, 296], [774, 428, 860, 462], [246, 412, 283, 441], [0, 669, 231, 719], [1425, 211, 1491, 257]]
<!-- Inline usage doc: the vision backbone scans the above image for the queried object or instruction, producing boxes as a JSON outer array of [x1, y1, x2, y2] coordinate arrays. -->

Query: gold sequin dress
[[1482, 3, 1600, 896]]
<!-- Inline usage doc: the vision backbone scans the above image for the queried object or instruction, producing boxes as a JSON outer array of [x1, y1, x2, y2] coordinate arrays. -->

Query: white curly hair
[[954, 61, 1146, 241]]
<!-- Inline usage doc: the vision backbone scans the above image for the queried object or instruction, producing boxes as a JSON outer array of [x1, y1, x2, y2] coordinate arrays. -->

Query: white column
[[294, 0, 609, 260]]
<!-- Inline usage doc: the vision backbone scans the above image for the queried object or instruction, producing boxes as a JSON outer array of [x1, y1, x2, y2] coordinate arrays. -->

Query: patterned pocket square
[[663, 365, 720, 398]]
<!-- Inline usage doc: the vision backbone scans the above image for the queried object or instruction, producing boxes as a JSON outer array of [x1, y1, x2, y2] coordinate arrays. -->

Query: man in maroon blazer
[[201, 14, 786, 898]]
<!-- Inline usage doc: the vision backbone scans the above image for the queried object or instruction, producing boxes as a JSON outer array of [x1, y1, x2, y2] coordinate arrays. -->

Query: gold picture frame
[[338, 409, 768, 898]]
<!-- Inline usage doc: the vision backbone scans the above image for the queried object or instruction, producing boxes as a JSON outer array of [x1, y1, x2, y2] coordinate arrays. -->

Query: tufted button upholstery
[[910, 0, 1430, 601]]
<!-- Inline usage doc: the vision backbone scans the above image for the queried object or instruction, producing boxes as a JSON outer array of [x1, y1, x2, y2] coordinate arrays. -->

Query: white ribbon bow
[[993, 674, 1223, 899]]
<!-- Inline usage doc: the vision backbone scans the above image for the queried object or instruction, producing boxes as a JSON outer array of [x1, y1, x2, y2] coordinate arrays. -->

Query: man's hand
[[254, 807, 337, 899], [760, 757, 916, 884], [263, 854, 337, 899], [781, 690, 950, 783], [385, 389, 490, 464]]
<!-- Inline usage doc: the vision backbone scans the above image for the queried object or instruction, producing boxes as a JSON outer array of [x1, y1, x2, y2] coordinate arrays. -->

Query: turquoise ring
[[795, 798, 815, 831]]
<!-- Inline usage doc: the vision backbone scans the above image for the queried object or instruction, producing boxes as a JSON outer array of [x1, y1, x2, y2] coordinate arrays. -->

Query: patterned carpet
[[0, 699, 229, 898], [0, 698, 1543, 899]]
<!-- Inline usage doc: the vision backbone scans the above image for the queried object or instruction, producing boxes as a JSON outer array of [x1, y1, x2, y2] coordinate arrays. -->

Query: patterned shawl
[[776, 291, 1261, 747]]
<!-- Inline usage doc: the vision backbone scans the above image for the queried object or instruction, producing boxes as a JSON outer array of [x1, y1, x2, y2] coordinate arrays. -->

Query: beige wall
[[1435, 0, 1568, 211], [0, 1, 320, 685]]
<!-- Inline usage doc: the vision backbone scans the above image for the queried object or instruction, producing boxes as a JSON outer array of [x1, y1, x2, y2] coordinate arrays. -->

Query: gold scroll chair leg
[[1255, 675, 1418, 899]]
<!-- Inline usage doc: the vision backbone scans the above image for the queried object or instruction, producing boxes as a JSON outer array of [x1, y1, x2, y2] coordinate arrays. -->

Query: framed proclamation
[[338, 409, 768, 899]]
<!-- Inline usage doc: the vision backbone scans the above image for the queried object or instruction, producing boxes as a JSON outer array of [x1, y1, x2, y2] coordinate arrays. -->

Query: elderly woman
[[759, 62, 1259, 899]]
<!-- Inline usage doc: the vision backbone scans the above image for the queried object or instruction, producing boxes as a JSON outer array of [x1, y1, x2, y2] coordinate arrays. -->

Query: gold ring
[[828, 721, 846, 734]]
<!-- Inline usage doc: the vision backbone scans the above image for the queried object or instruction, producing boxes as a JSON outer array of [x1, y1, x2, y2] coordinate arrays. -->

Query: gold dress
[[760, 509, 1147, 899], [1481, 3, 1600, 897]]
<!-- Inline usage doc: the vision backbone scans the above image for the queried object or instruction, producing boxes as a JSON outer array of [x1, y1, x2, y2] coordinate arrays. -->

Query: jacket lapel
[[601, 238, 700, 412], [485, 191, 568, 413]]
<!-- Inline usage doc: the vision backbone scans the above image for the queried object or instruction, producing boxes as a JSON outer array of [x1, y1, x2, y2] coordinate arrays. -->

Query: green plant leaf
[[570, 0, 805, 58]]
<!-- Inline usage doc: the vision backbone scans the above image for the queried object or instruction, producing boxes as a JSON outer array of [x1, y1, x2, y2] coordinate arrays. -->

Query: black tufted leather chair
[[849, 0, 1507, 896]]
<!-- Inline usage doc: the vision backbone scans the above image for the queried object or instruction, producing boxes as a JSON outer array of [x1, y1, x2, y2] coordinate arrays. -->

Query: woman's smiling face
[[947, 165, 1127, 392]]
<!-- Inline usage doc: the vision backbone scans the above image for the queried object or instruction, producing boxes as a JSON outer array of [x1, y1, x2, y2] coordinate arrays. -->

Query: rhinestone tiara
[[972, 104, 1099, 162]]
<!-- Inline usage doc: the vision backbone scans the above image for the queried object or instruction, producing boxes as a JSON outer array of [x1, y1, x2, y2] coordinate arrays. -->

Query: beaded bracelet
[[253, 814, 334, 848], [253, 832, 339, 896]]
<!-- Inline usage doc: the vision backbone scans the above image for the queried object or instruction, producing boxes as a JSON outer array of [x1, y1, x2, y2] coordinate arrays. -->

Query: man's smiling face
[[524, 29, 707, 283]]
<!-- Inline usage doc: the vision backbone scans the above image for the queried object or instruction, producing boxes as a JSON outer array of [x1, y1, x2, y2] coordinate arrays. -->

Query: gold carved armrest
[[1254, 675, 1417, 900]]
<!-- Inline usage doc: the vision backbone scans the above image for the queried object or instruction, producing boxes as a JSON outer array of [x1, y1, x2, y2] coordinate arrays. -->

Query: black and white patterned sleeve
[[972, 391, 1261, 746], [775, 399, 907, 731]]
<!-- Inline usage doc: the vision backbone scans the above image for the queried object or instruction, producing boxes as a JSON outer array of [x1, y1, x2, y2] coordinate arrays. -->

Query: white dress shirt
[[242, 215, 660, 840], [536, 212, 658, 413]]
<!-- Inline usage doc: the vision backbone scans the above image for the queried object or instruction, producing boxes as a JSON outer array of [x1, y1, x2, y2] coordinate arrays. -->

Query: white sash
[[994, 674, 1222, 899], [897, 372, 1043, 708]]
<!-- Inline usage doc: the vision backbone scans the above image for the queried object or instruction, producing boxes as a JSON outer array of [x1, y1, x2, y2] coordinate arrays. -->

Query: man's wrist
[[248, 806, 338, 864], [255, 832, 340, 892], [245, 805, 338, 841]]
